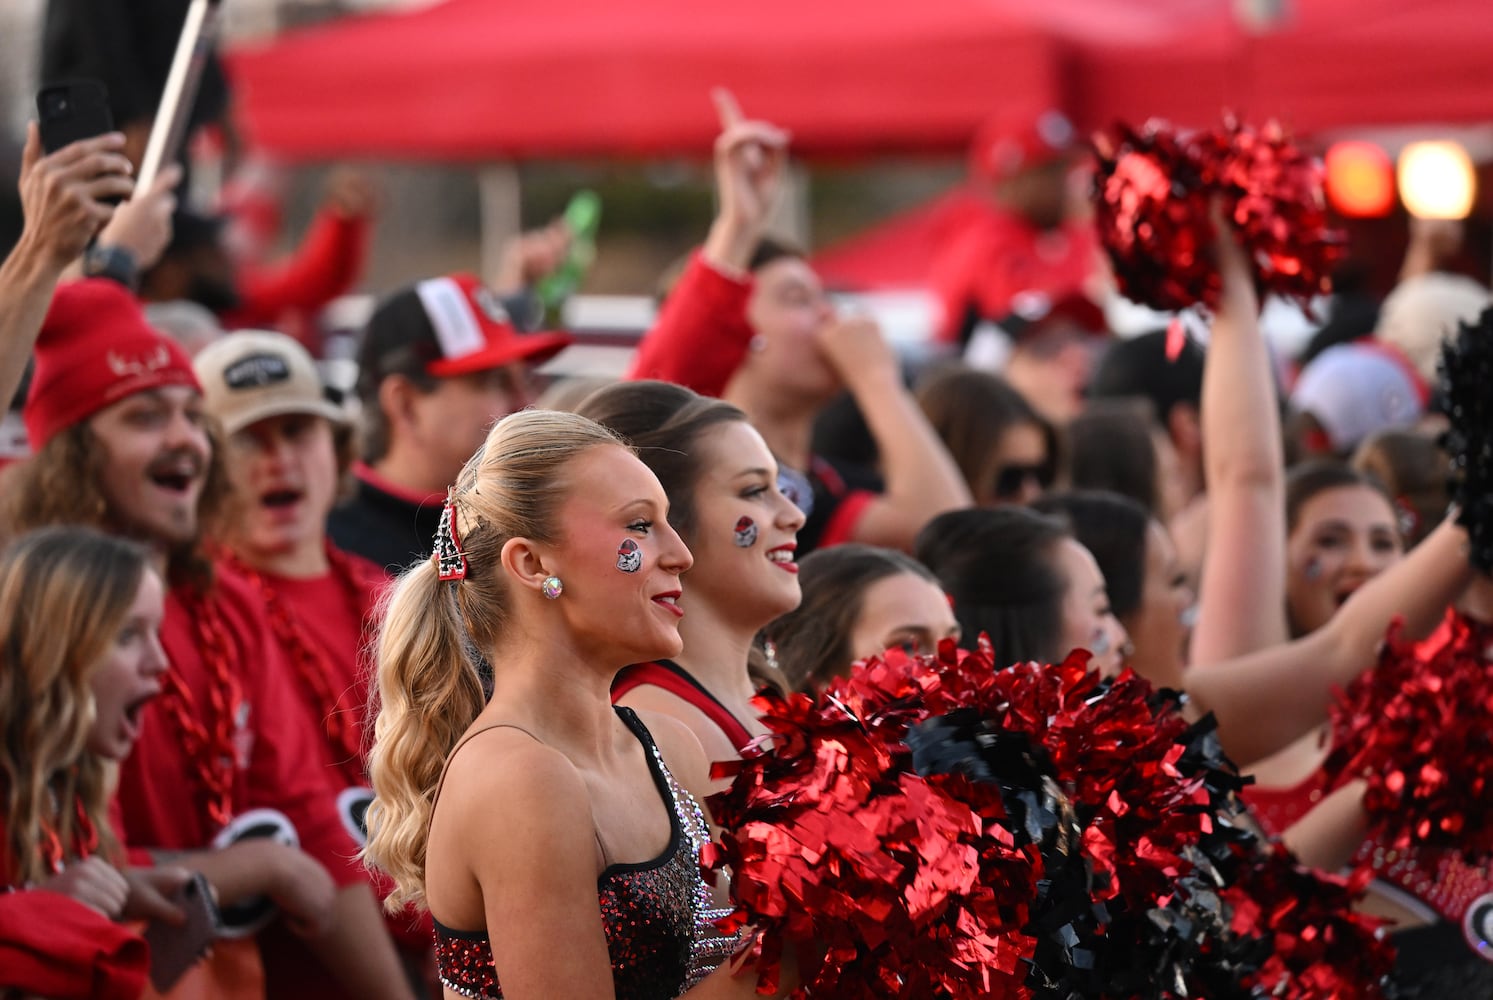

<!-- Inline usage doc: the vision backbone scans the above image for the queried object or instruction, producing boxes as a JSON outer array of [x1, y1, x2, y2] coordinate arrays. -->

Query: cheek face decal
[[616, 539, 642, 573], [733, 516, 759, 548], [1303, 556, 1324, 581]]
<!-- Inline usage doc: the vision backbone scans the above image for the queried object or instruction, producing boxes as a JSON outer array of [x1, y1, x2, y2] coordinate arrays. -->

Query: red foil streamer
[[1093, 117, 1346, 314], [1327, 611, 1493, 861], [710, 641, 1392, 998]]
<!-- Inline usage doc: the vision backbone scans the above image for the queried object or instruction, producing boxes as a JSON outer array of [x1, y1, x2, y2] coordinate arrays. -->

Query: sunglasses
[[992, 463, 1052, 500]]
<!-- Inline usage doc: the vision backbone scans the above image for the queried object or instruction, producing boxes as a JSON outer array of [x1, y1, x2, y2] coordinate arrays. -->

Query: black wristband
[[82, 243, 140, 291]]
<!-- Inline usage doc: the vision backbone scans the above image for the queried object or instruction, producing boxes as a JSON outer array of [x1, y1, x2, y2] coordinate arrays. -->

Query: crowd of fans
[[2, 17, 1493, 1000]]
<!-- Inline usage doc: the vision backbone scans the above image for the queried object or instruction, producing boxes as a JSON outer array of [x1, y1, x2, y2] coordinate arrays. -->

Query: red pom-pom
[[706, 660, 1039, 999], [1225, 846, 1395, 1000], [1093, 117, 1346, 313], [711, 641, 1394, 997], [1327, 611, 1493, 860]]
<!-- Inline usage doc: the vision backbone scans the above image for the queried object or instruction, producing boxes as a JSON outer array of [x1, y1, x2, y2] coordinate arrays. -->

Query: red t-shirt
[[928, 206, 1098, 343], [242, 552, 433, 996], [224, 208, 371, 352], [113, 562, 363, 887]]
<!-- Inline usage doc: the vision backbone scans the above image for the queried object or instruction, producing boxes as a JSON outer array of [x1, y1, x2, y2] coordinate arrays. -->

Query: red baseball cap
[[358, 273, 572, 388], [970, 108, 1077, 182], [25, 279, 201, 449]]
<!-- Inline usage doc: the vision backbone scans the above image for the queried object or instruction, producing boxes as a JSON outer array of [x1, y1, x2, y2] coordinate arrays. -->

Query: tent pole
[[478, 162, 522, 287]]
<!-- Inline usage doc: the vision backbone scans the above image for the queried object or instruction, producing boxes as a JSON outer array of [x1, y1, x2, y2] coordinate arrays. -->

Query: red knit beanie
[[25, 279, 201, 449]]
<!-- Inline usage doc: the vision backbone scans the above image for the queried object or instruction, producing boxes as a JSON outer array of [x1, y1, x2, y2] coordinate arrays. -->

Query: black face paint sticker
[[616, 539, 642, 573], [734, 516, 759, 548]]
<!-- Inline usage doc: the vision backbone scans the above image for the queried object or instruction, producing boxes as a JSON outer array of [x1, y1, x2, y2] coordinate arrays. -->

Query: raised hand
[[16, 122, 135, 268], [815, 313, 899, 394], [704, 89, 790, 272], [97, 162, 182, 272]]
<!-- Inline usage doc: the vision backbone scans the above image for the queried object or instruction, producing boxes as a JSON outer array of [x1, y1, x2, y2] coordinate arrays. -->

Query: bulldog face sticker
[[616, 539, 642, 573], [733, 516, 759, 548]]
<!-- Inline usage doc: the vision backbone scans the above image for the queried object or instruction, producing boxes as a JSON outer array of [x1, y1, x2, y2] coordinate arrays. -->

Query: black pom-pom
[[1439, 304, 1493, 573]]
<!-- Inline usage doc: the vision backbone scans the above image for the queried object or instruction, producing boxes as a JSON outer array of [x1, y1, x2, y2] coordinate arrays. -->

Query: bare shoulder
[[632, 709, 719, 808], [439, 727, 592, 839], [617, 685, 740, 769]]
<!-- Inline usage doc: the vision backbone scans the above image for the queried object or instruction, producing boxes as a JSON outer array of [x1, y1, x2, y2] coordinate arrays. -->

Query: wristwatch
[[82, 243, 140, 291]]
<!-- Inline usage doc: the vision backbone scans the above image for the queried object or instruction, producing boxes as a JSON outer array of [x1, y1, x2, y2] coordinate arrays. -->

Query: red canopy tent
[[1072, 0, 1493, 137], [227, 0, 1072, 161], [229, 0, 1493, 163]]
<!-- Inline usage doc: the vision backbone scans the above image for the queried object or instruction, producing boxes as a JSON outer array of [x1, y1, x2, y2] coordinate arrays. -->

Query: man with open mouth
[[196, 330, 433, 997]]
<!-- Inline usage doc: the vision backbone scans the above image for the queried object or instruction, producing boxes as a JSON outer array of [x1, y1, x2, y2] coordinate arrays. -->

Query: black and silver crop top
[[432, 707, 735, 999]]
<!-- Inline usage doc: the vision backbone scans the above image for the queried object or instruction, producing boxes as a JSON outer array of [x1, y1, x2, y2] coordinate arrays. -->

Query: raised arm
[[0, 125, 132, 407], [1189, 211, 1289, 665], [1186, 516, 1470, 764], [815, 317, 974, 550], [627, 91, 789, 396]]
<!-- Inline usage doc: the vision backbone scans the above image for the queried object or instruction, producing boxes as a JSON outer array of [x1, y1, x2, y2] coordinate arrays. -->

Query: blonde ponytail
[[362, 559, 483, 910]]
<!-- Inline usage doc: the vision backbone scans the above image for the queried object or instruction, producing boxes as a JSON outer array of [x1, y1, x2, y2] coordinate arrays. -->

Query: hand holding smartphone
[[144, 871, 222, 992]]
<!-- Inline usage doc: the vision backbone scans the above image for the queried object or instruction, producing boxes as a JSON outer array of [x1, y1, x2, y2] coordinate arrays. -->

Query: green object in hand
[[536, 190, 602, 316]]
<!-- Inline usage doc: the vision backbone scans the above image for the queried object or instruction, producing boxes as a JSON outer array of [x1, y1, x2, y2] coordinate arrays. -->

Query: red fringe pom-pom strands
[[707, 642, 1393, 999], [1092, 117, 1346, 314], [1328, 613, 1493, 861]]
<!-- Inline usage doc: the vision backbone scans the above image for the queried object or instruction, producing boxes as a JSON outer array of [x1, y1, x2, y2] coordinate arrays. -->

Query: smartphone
[[36, 79, 115, 153], [144, 871, 222, 992]]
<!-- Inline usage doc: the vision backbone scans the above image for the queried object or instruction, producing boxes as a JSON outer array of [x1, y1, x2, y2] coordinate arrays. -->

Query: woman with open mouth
[[0, 527, 195, 977]]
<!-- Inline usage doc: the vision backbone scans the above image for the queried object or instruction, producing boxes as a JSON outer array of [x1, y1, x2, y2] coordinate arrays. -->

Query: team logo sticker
[[733, 516, 759, 548], [616, 539, 642, 573]]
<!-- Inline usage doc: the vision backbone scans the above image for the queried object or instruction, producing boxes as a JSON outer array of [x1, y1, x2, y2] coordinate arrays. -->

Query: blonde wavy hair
[[362, 408, 628, 910], [0, 527, 150, 885]]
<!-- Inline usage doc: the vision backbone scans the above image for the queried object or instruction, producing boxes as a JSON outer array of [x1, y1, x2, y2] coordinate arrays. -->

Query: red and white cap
[[359, 273, 572, 387]]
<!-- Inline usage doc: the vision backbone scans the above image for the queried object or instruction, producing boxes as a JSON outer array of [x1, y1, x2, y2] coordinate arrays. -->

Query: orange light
[[1398, 141, 1477, 220], [1325, 141, 1394, 218]]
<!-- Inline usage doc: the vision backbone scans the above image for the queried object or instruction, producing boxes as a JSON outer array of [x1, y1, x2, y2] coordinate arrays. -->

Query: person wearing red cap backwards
[[927, 108, 1107, 424], [628, 91, 972, 555], [329, 273, 572, 572], [0, 279, 412, 1000], [194, 329, 434, 998]]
